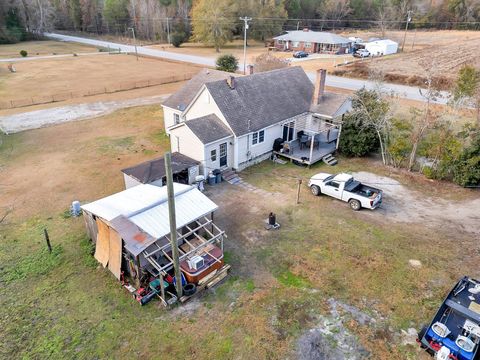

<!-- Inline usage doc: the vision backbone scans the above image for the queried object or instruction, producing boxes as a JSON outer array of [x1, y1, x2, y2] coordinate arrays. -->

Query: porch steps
[[222, 169, 242, 184], [322, 154, 338, 166]]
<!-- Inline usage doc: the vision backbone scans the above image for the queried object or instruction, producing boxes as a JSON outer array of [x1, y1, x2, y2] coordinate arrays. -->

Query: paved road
[[45, 32, 215, 67], [45, 32, 451, 105]]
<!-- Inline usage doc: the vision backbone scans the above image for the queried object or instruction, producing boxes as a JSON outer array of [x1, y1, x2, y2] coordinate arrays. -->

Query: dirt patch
[[353, 171, 480, 236], [0, 94, 170, 133], [297, 299, 373, 360]]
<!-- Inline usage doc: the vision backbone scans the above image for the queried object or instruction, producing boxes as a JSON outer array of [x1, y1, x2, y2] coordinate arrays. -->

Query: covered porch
[[273, 114, 342, 166]]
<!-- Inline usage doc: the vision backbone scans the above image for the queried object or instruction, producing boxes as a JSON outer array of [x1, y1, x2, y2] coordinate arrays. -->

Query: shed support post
[[159, 273, 166, 306]]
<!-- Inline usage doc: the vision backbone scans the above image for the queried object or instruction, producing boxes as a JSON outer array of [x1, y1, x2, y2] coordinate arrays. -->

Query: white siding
[[169, 125, 207, 174], [204, 137, 234, 173], [124, 173, 141, 189], [162, 106, 182, 134], [236, 124, 283, 169]]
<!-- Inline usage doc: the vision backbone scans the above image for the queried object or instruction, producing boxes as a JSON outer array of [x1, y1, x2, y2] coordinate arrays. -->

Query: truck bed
[[345, 180, 380, 199]]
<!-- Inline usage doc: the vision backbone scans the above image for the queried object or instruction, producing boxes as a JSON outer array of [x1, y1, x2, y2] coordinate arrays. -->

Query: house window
[[252, 130, 265, 145], [211, 149, 217, 161], [305, 42, 312, 48], [292, 41, 300, 47], [174, 113, 180, 125]]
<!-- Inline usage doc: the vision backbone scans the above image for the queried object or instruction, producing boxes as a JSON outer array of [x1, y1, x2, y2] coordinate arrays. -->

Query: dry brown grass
[[0, 53, 202, 101], [0, 40, 99, 58]]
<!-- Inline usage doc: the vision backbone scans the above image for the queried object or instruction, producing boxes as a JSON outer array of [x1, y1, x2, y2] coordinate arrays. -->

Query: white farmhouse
[[162, 66, 352, 174]]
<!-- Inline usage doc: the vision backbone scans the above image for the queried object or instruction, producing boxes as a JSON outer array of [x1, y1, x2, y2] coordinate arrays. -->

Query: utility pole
[[164, 152, 183, 298], [166, 17, 171, 46], [296, 21, 300, 30], [401, 10, 413, 52], [128, 27, 138, 61], [240, 16, 252, 75]]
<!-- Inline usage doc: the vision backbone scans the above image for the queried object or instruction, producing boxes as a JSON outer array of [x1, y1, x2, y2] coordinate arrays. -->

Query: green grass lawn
[[0, 109, 475, 359]]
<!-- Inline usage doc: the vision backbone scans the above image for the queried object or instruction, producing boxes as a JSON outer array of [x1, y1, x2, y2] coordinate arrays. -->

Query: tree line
[[2, 0, 480, 44]]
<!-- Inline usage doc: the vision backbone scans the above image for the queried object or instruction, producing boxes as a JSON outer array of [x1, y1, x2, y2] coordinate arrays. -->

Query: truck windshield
[[324, 175, 334, 182]]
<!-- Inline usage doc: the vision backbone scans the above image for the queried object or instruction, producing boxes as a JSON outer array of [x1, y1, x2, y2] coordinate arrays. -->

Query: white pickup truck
[[308, 173, 383, 211]]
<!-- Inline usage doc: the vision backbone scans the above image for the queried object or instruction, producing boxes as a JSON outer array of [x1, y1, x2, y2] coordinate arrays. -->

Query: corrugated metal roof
[[81, 183, 218, 255], [273, 31, 352, 45], [129, 187, 217, 239]]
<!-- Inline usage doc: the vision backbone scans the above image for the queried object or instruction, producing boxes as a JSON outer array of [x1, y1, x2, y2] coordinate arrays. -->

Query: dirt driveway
[[353, 171, 480, 236]]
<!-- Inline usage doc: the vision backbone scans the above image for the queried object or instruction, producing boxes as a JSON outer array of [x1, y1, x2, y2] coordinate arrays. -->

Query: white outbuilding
[[364, 39, 398, 56]]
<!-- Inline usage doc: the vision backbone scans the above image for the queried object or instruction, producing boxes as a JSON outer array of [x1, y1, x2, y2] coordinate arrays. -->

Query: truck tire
[[310, 185, 321, 196], [349, 199, 361, 211], [417, 325, 428, 348]]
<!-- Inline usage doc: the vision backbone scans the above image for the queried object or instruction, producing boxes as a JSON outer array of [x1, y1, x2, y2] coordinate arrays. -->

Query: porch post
[[336, 115, 344, 150], [309, 135, 315, 162]]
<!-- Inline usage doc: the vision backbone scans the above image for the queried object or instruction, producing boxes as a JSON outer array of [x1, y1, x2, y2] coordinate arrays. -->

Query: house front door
[[219, 143, 227, 167]]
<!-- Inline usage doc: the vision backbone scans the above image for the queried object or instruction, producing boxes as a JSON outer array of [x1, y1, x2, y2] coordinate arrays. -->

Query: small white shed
[[364, 39, 398, 56]]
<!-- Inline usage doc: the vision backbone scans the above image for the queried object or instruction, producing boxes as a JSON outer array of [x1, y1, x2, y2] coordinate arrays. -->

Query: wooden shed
[[81, 183, 228, 305], [121, 152, 200, 189]]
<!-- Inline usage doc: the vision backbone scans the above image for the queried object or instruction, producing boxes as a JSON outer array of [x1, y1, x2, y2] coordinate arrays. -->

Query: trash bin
[[208, 175, 216, 185], [212, 169, 222, 184]]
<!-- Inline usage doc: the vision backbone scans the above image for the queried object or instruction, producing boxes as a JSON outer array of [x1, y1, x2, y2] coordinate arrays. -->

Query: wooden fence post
[[296, 179, 302, 205], [44, 228, 52, 253]]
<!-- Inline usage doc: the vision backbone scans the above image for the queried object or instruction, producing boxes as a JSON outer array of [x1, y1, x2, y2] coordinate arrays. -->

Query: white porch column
[[309, 135, 315, 161], [233, 136, 239, 170]]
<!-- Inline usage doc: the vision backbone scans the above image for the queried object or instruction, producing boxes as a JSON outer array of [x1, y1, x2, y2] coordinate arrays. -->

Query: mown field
[[0, 105, 478, 359]]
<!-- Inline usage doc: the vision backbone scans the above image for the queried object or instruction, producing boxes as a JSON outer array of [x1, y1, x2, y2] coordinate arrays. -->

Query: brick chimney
[[247, 65, 254, 75], [312, 69, 327, 105], [226, 76, 235, 89]]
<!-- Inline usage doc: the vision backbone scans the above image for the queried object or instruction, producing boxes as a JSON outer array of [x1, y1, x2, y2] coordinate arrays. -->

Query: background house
[[162, 66, 351, 174], [273, 29, 352, 54]]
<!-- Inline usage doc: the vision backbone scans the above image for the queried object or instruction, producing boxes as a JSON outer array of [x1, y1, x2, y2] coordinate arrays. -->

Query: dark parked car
[[293, 51, 309, 58]]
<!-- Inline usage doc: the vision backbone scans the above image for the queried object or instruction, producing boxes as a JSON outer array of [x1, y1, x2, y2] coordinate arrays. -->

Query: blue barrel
[[216, 173, 222, 183]]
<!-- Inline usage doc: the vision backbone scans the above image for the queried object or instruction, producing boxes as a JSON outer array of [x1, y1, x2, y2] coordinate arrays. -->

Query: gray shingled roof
[[184, 114, 233, 144], [311, 92, 351, 118], [163, 68, 237, 111], [121, 152, 199, 184], [273, 31, 351, 45], [205, 67, 315, 136]]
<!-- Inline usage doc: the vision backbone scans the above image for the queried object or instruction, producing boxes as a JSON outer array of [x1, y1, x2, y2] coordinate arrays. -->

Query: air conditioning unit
[[187, 255, 204, 271]]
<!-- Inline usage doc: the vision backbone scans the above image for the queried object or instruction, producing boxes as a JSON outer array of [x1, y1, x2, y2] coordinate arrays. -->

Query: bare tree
[[407, 59, 447, 171], [377, 0, 393, 38], [323, 0, 352, 29]]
